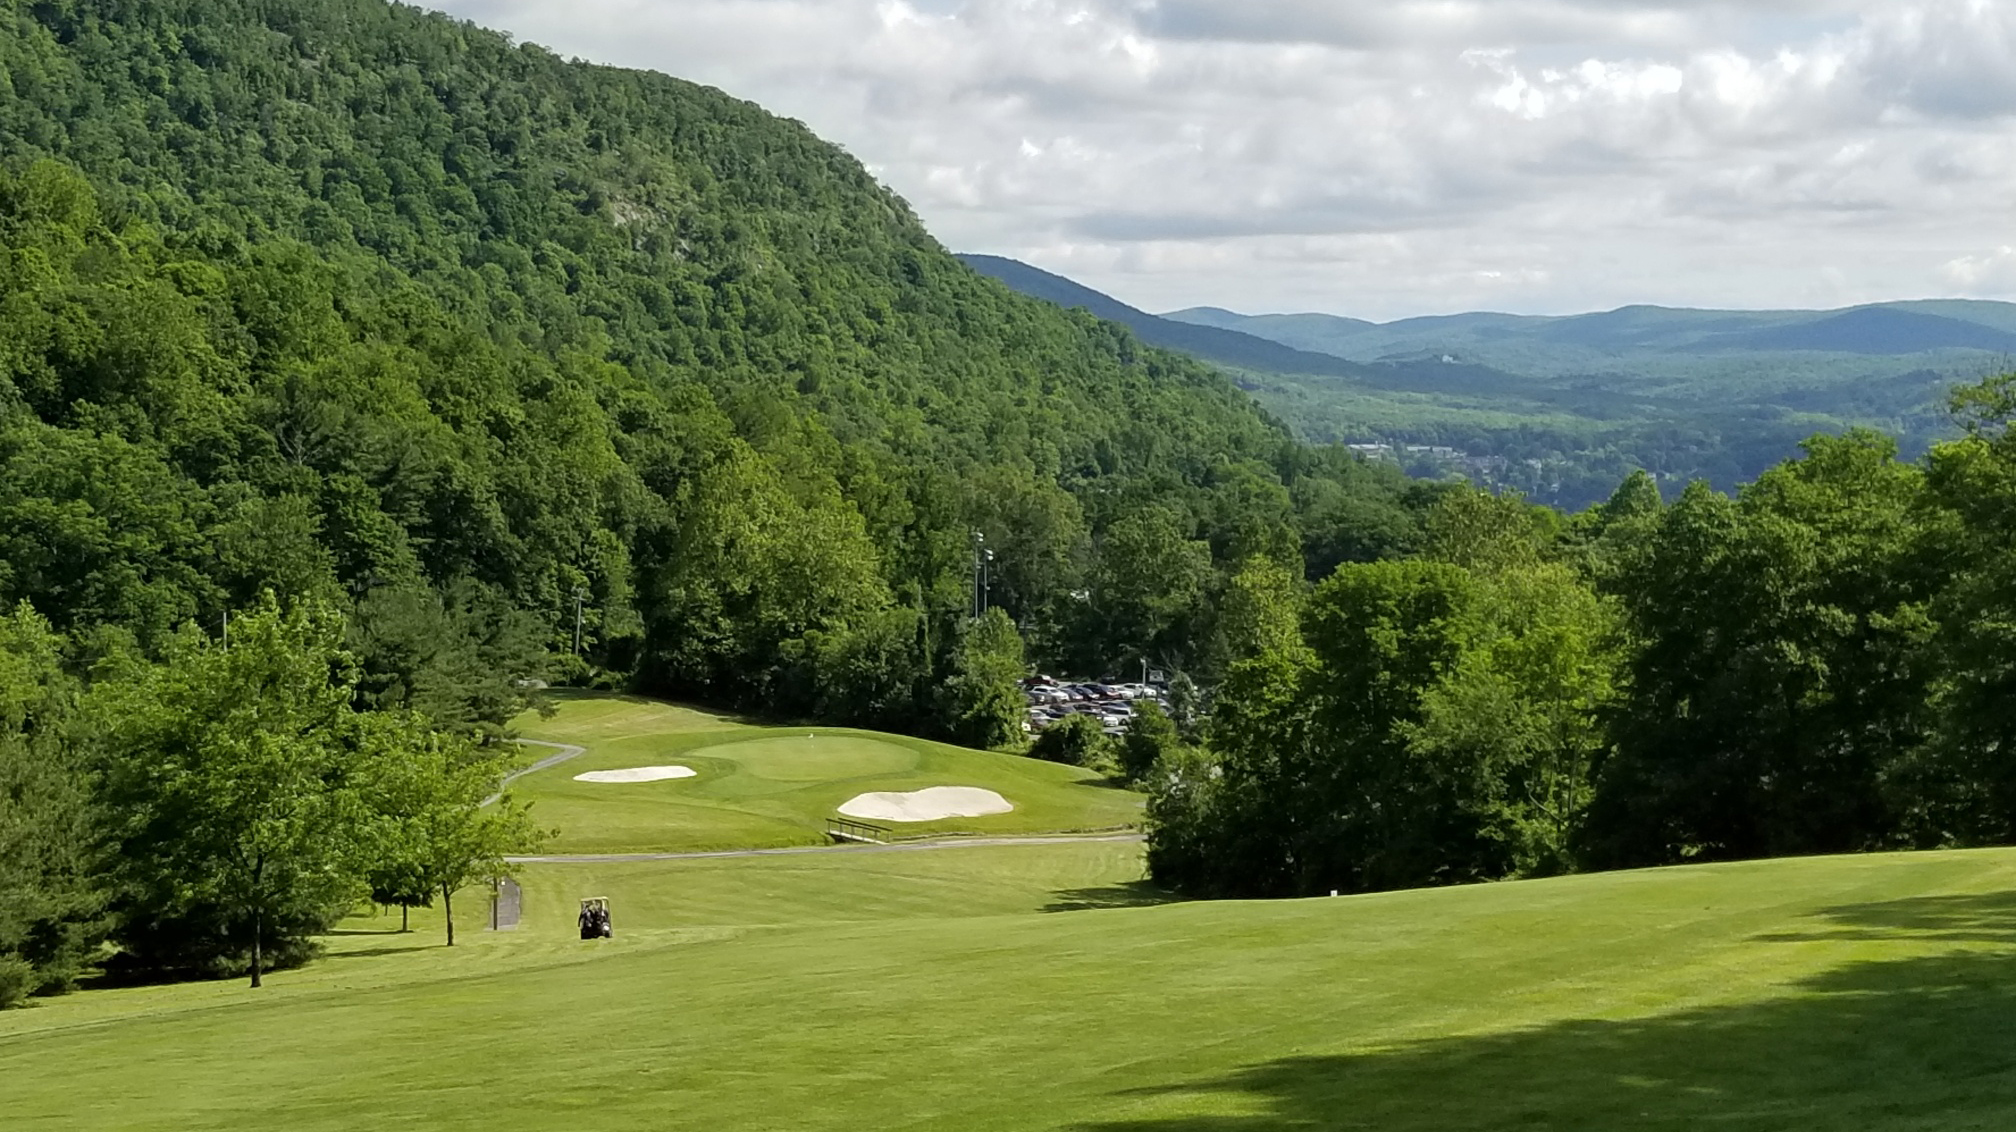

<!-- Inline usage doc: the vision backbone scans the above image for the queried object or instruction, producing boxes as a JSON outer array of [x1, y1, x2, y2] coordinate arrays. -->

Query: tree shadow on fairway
[[1044, 880, 1183, 913], [321, 943, 439, 960], [1073, 950, 2016, 1131], [1079, 775, 1149, 792], [1755, 890, 2016, 945]]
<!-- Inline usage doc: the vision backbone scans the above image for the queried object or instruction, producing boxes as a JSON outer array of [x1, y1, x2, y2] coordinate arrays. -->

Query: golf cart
[[578, 896, 612, 940]]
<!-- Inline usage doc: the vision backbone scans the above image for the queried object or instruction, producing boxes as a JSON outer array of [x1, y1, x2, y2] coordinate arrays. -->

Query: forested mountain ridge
[[0, 0, 1423, 725], [1172, 300, 2016, 359]]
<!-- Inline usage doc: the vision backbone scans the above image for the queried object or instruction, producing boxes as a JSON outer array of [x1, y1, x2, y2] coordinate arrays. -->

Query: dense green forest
[[1146, 400, 2016, 898], [0, 0, 1428, 998], [0, 0, 1428, 705], [7, 0, 2016, 1006]]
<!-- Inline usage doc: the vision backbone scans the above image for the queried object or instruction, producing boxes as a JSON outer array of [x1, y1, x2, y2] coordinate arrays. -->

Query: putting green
[[505, 693, 1141, 853], [691, 735, 919, 783], [8, 845, 2016, 1130]]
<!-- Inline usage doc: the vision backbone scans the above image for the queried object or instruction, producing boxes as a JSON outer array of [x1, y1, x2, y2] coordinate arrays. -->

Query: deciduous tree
[[360, 718, 546, 947], [93, 598, 372, 985]]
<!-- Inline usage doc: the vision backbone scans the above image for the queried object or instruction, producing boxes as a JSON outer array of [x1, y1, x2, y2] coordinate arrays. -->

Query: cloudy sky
[[435, 0, 2016, 320]]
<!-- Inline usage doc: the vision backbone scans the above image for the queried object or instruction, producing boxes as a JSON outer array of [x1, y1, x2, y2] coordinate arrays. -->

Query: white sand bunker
[[573, 766, 697, 783], [838, 786, 1013, 822]]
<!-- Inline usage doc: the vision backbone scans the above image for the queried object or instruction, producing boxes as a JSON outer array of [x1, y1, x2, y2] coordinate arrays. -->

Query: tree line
[[1145, 388, 2016, 897], [0, 596, 542, 1006]]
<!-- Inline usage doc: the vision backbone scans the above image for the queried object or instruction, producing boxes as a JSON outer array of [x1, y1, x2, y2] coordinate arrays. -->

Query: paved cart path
[[482, 739, 588, 807]]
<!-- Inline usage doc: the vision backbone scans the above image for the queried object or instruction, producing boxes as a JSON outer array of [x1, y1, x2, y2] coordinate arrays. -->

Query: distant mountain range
[[960, 255, 2016, 507], [957, 254, 1533, 401], [1165, 300, 2016, 366], [956, 255, 1370, 380]]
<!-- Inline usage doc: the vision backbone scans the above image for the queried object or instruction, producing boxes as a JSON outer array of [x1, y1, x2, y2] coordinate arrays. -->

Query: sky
[[433, 0, 2016, 321]]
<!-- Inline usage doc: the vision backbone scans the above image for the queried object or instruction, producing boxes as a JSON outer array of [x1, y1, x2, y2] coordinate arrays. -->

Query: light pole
[[970, 531, 986, 619], [572, 587, 587, 655]]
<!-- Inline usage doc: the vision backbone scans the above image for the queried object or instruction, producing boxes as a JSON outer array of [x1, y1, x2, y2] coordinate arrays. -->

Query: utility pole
[[572, 587, 586, 655], [221, 608, 229, 650]]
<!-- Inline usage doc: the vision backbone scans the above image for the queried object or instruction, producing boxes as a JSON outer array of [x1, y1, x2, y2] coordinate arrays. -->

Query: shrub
[[0, 957, 35, 1010], [1118, 701, 1181, 782], [1030, 714, 1110, 768]]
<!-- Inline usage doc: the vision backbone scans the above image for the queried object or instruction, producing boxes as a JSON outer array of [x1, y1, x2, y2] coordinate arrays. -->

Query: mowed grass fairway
[[509, 693, 1141, 852], [8, 844, 2016, 1130]]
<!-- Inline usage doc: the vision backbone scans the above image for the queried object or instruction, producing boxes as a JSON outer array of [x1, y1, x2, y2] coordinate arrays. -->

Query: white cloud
[[1944, 246, 2016, 290], [432, 0, 2016, 317]]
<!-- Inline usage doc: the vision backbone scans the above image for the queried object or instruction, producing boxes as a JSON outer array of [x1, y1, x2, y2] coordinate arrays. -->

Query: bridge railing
[[826, 817, 892, 844]]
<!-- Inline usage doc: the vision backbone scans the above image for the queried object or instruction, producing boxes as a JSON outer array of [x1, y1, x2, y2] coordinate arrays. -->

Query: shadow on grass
[[1076, 775, 1148, 792], [1756, 890, 2016, 945], [76, 948, 325, 991], [1076, 955, 2016, 1129], [1073, 936, 2016, 1130], [322, 943, 439, 961], [1043, 880, 1182, 913]]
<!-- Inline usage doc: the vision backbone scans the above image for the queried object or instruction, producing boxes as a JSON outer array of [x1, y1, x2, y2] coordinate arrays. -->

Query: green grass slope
[[508, 693, 1142, 852], [5, 845, 2016, 1129]]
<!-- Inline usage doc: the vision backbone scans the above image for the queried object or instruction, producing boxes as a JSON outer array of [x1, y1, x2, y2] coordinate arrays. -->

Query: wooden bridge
[[826, 817, 892, 844]]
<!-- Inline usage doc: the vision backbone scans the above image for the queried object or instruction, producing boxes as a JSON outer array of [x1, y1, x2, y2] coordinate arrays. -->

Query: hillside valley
[[964, 256, 2008, 506], [1177, 297, 2013, 505]]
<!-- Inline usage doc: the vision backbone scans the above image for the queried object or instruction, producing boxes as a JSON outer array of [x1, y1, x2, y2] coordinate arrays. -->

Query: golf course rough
[[499, 693, 1139, 853]]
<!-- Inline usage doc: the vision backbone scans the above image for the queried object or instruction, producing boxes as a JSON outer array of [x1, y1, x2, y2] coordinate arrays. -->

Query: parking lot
[[1022, 677, 1168, 735]]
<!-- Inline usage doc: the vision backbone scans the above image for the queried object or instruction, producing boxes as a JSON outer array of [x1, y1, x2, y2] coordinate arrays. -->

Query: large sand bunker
[[573, 766, 698, 783], [838, 786, 1013, 822]]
